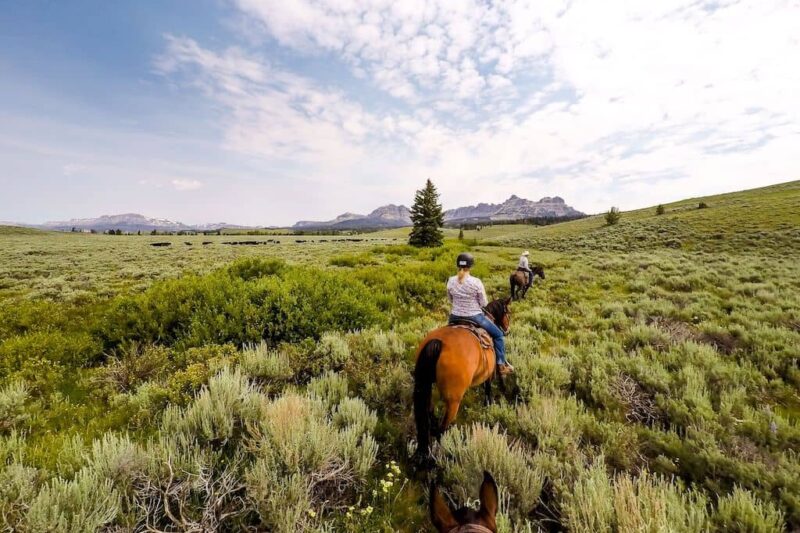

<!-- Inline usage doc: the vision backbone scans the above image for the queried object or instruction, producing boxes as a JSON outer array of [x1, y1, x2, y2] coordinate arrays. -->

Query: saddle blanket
[[448, 323, 493, 350]]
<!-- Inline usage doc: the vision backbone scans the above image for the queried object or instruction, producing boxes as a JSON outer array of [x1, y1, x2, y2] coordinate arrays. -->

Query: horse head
[[533, 265, 546, 279], [430, 471, 499, 533], [485, 298, 511, 333]]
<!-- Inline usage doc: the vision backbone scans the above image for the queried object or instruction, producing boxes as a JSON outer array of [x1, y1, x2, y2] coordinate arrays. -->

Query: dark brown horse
[[509, 265, 545, 300], [413, 298, 511, 462], [430, 471, 499, 533]]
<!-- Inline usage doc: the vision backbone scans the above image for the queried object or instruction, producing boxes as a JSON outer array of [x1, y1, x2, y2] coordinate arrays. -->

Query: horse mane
[[484, 299, 505, 323]]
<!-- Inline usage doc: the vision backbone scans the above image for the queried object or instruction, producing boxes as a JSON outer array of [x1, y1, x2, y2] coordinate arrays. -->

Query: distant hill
[[475, 180, 800, 255], [32, 214, 253, 233], [293, 204, 412, 230], [0, 225, 47, 235], [292, 195, 584, 229]]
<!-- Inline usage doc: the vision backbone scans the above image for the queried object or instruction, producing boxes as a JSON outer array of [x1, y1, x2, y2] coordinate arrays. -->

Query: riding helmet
[[456, 252, 474, 268]]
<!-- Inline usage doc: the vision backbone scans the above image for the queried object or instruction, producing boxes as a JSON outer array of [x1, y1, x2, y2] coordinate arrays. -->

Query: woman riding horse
[[447, 253, 513, 375], [413, 253, 512, 462]]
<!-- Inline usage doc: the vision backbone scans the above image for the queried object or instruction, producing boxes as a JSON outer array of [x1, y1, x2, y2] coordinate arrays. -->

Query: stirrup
[[498, 363, 514, 376]]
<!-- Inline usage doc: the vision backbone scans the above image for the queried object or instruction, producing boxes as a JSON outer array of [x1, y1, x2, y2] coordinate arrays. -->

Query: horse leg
[[436, 398, 462, 441], [495, 367, 507, 394], [484, 379, 493, 406]]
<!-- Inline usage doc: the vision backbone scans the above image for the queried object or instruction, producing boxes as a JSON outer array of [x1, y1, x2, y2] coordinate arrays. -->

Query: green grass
[[0, 225, 47, 235], [0, 181, 799, 531]]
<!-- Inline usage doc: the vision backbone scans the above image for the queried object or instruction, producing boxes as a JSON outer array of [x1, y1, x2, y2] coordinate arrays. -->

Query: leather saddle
[[447, 320, 494, 350], [515, 267, 530, 284]]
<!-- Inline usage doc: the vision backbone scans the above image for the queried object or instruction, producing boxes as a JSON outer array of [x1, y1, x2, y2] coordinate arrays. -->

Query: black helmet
[[456, 252, 474, 269]]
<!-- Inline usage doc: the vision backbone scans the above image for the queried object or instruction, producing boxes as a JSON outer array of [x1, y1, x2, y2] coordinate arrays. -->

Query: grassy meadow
[[0, 181, 798, 531]]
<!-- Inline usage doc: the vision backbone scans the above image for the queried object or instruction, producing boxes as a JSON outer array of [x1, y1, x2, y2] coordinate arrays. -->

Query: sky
[[1, 0, 798, 226]]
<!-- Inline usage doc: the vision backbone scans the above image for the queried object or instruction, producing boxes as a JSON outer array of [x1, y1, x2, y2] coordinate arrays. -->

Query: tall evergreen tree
[[408, 179, 444, 247]]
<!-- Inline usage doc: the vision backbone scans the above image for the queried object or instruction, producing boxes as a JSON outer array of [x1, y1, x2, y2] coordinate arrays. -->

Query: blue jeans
[[449, 313, 507, 365]]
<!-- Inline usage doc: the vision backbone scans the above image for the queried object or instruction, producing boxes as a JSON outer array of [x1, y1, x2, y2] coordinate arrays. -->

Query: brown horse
[[413, 298, 511, 462], [430, 471, 499, 532], [509, 265, 545, 300]]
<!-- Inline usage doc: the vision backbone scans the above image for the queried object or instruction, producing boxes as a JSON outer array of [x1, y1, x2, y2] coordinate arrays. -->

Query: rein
[[448, 525, 494, 533]]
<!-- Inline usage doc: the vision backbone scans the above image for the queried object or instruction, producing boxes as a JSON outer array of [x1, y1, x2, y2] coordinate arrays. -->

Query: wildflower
[[307, 509, 317, 518], [361, 506, 373, 516], [372, 489, 377, 497], [387, 472, 394, 479]]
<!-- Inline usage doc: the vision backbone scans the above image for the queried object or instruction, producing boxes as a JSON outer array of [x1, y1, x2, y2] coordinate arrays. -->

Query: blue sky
[[1, 0, 798, 225]]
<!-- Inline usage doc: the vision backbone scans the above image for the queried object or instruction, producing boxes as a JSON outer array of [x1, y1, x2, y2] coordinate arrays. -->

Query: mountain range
[[29, 213, 248, 233], [5, 195, 584, 232], [292, 194, 584, 229]]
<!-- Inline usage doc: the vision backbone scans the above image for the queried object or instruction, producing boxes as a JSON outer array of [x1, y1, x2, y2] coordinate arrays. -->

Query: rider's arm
[[446, 278, 454, 303], [476, 279, 488, 308]]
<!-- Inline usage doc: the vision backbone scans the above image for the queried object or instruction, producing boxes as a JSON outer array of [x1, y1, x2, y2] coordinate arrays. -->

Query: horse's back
[[416, 327, 494, 393]]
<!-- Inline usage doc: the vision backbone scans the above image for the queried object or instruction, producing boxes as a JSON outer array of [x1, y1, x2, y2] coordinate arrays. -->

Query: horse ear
[[430, 483, 458, 531], [479, 471, 499, 518], [504, 296, 512, 306]]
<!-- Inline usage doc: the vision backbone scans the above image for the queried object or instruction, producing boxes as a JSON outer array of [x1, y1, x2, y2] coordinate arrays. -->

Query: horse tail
[[414, 339, 442, 456], [509, 274, 516, 298]]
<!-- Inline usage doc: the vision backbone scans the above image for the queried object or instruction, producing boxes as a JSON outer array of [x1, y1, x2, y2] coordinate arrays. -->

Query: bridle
[[447, 525, 494, 533]]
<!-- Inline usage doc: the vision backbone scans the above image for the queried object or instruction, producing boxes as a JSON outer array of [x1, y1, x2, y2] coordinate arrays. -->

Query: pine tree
[[458, 227, 464, 240], [656, 204, 665, 215], [604, 207, 621, 226], [408, 179, 444, 247]]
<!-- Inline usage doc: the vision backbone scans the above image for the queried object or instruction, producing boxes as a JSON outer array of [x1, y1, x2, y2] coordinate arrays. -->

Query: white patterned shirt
[[447, 274, 488, 317]]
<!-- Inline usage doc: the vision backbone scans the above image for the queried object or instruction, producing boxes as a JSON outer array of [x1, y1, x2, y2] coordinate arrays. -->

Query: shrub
[[86, 433, 147, 491], [332, 397, 378, 436], [307, 371, 349, 408], [246, 392, 378, 531], [300, 332, 351, 378], [100, 265, 383, 349], [714, 487, 784, 532], [361, 362, 412, 415], [613, 471, 709, 533], [656, 204, 666, 215], [0, 380, 29, 432], [605, 207, 622, 226], [240, 342, 293, 384], [0, 463, 40, 530], [96, 343, 170, 393], [329, 253, 377, 267], [226, 257, 285, 280], [24, 469, 121, 533], [699, 202, 709, 209], [515, 356, 571, 399], [562, 457, 614, 533], [162, 367, 263, 446], [437, 423, 545, 519], [517, 395, 583, 457]]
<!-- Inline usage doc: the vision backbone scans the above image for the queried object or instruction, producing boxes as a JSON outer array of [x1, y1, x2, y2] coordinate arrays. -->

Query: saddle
[[447, 320, 494, 350], [516, 267, 530, 284]]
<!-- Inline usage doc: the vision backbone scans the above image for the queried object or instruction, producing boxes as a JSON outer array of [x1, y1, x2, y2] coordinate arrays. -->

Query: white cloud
[[156, 0, 800, 215], [171, 178, 203, 191]]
